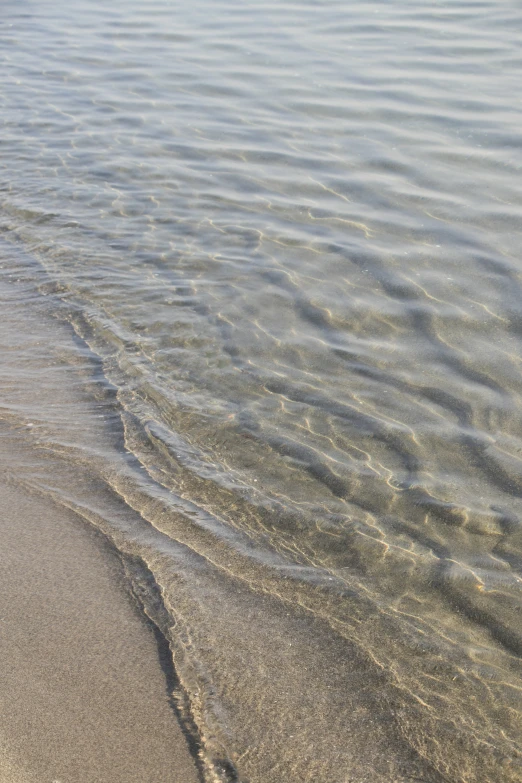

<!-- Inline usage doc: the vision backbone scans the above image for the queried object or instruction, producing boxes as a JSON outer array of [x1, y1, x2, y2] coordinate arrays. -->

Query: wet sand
[[0, 478, 199, 783]]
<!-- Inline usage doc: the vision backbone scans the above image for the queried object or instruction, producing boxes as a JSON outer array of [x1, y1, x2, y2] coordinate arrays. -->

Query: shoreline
[[0, 476, 199, 783]]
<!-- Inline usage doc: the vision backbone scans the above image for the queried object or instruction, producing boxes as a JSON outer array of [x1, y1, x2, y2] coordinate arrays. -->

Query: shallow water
[[1, 1, 522, 781]]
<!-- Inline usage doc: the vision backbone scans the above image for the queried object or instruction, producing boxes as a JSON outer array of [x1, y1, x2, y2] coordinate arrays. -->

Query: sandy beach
[[0, 477, 198, 783], [2, 0, 522, 779]]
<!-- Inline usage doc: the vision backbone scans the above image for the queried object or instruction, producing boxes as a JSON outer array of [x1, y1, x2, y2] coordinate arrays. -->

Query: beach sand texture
[[0, 478, 199, 783]]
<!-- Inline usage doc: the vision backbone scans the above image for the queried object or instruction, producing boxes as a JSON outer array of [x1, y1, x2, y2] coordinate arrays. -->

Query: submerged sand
[[0, 478, 199, 783]]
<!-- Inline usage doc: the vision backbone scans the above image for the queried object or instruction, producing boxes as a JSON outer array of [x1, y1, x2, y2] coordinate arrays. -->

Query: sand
[[0, 477, 199, 783]]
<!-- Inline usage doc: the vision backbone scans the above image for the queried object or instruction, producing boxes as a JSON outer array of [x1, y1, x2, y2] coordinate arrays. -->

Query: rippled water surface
[[2, 1, 522, 781]]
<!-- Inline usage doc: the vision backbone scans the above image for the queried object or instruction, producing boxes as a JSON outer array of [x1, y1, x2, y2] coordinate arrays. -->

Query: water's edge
[[2, 2, 522, 779], [1, 233, 521, 783]]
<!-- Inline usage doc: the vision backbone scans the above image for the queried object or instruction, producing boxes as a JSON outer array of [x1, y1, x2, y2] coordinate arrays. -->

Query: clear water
[[1, 1, 522, 781]]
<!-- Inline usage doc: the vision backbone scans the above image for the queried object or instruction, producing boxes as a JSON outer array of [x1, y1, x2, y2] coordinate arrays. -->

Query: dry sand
[[0, 477, 199, 783]]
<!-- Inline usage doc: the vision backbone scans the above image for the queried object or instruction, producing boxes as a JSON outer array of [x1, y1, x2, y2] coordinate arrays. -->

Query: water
[[1, 1, 522, 780]]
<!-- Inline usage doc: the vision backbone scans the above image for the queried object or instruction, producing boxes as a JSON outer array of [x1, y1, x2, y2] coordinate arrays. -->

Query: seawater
[[1, 1, 522, 781]]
